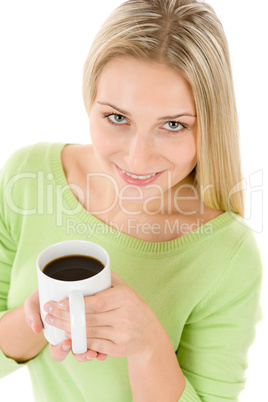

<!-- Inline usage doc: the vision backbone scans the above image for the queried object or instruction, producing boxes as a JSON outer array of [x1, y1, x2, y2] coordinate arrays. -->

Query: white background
[[0, 1, 267, 401]]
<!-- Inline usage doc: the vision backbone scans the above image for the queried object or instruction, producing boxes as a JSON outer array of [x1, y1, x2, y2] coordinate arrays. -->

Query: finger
[[31, 319, 43, 334], [24, 289, 43, 334], [54, 290, 120, 316], [72, 349, 98, 363], [45, 314, 71, 332], [85, 310, 118, 327], [96, 352, 108, 361], [45, 313, 115, 343], [49, 340, 72, 362], [87, 338, 117, 357], [44, 301, 70, 321], [84, 287, 126, 314], [63, 332, 107, 361], [48, 272, 128, 316], [49, 340, 98, 363], [66, 325, 115, 345], [86, 325, 115, 341], [65, 328, 115, 358]]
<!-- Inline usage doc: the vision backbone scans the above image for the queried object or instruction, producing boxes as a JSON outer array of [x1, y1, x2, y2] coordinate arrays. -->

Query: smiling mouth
[[121, 170, 157, 180], [116, 165, 164, 186]]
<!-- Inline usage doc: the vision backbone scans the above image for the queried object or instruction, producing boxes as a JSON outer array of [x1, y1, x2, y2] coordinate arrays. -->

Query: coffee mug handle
[[69, 289, 87, 354]]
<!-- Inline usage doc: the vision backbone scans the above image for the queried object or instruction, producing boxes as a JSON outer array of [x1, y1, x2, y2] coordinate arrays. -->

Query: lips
[[116, 165, 164, 186]]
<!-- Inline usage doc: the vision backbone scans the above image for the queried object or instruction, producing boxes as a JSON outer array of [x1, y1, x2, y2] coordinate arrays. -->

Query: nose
[[124, 132, 157, 173]]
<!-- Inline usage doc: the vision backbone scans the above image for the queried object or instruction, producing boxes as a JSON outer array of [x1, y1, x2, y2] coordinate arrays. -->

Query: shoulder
[[226, 213, 262, 268], [0, 143, 65, 179], [220, 212, 262, 280], [0, 143, 66, 214], [205, 211, 261, 256]]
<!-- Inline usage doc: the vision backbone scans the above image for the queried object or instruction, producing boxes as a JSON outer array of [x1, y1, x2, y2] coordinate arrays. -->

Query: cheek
[[90, 120, 117, 156], [169, 136, 197, 166], [187, 138, 197, 164]]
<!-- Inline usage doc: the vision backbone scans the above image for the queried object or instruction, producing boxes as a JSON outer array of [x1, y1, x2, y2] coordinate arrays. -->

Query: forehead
[[95, 56, 196, 113]]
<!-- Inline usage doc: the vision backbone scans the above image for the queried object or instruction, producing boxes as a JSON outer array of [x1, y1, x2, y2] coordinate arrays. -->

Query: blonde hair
[[83, 0, 244, 216]]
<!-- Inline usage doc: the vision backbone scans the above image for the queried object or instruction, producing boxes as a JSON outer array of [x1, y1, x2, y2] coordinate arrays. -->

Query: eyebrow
[[97, 101, 197, 120]]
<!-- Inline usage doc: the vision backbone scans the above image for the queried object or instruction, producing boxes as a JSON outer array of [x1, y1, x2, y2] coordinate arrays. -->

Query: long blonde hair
[[83, 0, 244, 216]]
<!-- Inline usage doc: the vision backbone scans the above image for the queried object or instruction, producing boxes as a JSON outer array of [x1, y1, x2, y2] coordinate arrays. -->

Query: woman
[[0, 0, 262, 400]]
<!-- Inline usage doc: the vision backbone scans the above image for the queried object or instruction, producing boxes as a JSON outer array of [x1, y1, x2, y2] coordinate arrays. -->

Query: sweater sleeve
[[0, 148, 30, 377], [0, 213, 27, 377], [177, 230, 263, 401]]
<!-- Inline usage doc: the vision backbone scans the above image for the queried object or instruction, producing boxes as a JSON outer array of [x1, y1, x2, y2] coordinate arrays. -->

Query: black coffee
[[43, 255, 105, 281]]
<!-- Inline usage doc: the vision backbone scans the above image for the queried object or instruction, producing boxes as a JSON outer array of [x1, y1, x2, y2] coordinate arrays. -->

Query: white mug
[[36, 240, 111, 354]]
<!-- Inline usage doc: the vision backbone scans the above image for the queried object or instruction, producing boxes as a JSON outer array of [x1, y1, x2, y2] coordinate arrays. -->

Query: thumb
[[24, 289, 43, 334], [29, 316, 43, 334]]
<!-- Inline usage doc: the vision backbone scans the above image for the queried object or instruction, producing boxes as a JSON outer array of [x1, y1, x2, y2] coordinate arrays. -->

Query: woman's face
[[89, 56, 197, 208]]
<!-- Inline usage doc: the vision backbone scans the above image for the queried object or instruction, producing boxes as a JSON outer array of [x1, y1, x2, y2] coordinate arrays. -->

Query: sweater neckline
[[50, 142, 236, 254]]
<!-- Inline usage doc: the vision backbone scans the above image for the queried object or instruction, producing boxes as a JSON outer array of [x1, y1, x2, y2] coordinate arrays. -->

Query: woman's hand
[[43, 272, 162, 362], [24, 289, 105, 362]]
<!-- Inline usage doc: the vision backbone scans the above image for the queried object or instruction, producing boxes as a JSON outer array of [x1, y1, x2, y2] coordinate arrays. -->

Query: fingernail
[[86, 351, 97, 360], [65, 332, 71, 339], [44, 303, 53, 313], [58, 302, 67, 310], [62, 344, 72, 351], [29, 320, 35, 331], [46, 315, 53, 324]]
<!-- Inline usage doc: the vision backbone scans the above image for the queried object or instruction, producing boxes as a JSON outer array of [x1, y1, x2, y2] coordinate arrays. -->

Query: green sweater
[[0, 143, 262, 401]]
